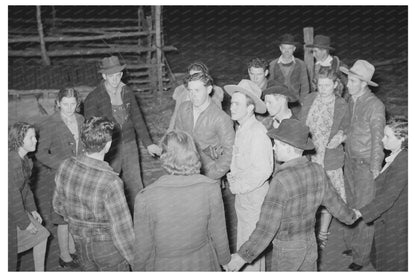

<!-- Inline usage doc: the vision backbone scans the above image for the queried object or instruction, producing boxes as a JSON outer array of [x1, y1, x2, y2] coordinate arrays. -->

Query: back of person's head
[[247, 58, 269, 71], [387, 115, 408, 150], [184, 72, 213, 88], [159, 130, 201, 175], [8, 121, 35, 152], [187, 62, 209, 74], [81, 117, 114, 154]]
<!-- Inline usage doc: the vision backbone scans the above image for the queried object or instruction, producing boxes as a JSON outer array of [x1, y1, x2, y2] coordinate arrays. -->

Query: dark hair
[[247, 58, 269, 71], [184, 72, 213, 88], [387, 116, 408, 150], [8, 122, 35, 152], [56, 87, 81, 112], [81, 117, 114, 154], [187, 62, 209, 74], [159, 130, 201, 175]]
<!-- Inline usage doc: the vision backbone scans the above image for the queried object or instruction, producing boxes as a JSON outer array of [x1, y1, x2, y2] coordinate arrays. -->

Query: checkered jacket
[[53, 155, 135, 265]]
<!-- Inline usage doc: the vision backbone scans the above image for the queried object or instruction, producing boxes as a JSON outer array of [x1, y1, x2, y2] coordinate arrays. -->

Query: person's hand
[[31, 211, 43, 224], [221, 264, 230, 271], [317, 230, 330, 248], [371, 169, 380, 179], [26, 222, 38, 234], [353, 209, 362, 219], [147, 144, 162, 157], [326, 131, 346, 149], [226, 253, 246, 272]]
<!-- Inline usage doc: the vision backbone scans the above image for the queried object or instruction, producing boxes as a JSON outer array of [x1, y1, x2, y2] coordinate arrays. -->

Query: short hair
[[187, 62, 209, 74], [9, 122, 35, 152], [159, 130, 201, 176], [247, 58, 269, 71], [81, 117, 114, 154], [184, 72, 213, 88], [56, 87, 81, 112], [387, 115, 408, 150], [317, 70, 339, 82]]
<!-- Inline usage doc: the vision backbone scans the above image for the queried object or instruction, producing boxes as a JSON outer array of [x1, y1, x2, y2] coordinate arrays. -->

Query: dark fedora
[[263, 83, 299, 103], [305, 35, 334, 50], [98, 56, 126, 74], [267, 119, 314, 150], [278, 34, 298, 46]]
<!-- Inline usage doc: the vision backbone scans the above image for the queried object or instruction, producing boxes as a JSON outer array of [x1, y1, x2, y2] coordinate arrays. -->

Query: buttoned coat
[[175, 101, 235, 180], [360, 150, 408, 271], [133, 174, 231, 271], [300, 92, 350, 170]]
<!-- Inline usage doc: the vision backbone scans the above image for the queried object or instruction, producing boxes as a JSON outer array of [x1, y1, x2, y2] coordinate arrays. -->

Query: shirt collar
[[193, 98, 211, 114], [277, 156, 308, 172], [278, 55, 295, 64], [77, 154, 118, 174], [316, 55, 333, 66], [385, 149, 402, 164]]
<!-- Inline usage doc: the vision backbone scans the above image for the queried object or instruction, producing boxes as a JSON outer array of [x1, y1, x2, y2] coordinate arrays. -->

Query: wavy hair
[[159, 130, 201, 176], [8, 122, 35, 152], [183, 72, 213, 88], [387, 115, 408, 150], [187, 62, 209, 74], [247, 57, 269, 71], [81, 117, 114, 154], [55, 87, 81, 112]]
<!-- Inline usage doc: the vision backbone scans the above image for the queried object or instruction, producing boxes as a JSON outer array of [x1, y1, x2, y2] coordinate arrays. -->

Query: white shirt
[[277, 55, 295, 64], [192, 99, 210, 127], [381, 149, 402, 173], [229, 115, 273, 194], [316, 55, 333, 67]]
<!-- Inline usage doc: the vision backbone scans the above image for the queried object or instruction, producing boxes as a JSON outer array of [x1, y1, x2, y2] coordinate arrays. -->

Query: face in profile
[[188, 80, 211, 108], [248, 67, 268, 88], [21, 128, 37, 153], [230, 92, 251, 122], [265, 94, 287, 117], [272, 138, 292, 162], [382, 125, 403, 152]]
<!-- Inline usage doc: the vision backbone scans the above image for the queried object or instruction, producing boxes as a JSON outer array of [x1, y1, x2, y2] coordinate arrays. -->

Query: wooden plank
[[303, 27, 314, 88], [36, 6, 50, 65], [126, 63, 165, 69], [155, 6, 163, 93]]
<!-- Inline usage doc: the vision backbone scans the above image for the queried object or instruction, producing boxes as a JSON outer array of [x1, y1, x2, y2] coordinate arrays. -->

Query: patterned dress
[[306, 94, 346, 201]]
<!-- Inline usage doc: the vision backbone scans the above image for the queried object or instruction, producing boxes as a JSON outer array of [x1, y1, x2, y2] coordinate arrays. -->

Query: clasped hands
[[222, 253, 246, 272]]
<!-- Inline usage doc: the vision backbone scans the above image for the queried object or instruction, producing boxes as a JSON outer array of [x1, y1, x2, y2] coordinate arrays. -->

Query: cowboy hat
[[98, 56, 126, 74], [305, 35, 334, 50], [340, 60, 378, 87], [263, 83, 299, 103], [224, 79, 267, 114], [267, 118, 314, 150]]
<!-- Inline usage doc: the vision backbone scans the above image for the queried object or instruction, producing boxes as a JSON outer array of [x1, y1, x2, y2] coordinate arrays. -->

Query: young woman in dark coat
[[358, 116, 408, 271]]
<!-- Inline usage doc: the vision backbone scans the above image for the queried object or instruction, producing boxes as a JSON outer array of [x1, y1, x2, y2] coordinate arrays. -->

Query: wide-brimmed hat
[[305, 35, 334, 50], [98, 56, 126, 74], [267, 119, 314, 150], [224, 79, 267, 114], [340, 60, 378, 87], [263, 83, 298, 103], [278, 34, 298, 46]]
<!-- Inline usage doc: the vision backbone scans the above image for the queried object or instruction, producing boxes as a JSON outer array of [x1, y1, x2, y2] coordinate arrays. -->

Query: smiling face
[[188, 80, 211, 108], [103, 71, 123, 88], [58, 96, 77, 117], [21, 128, 37, 154], [382, 126, 403, 152]]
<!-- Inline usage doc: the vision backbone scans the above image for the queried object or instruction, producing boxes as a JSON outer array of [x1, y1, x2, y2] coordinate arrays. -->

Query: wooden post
[[155, 6, 163, 94], [51, 6, 56, 29], [303, 27, 314, 88], [36, 6, 51, 65]]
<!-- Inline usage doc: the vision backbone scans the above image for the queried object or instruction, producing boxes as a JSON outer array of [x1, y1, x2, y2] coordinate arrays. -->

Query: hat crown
[[101, 56, 122, 69], [313, 35, 331, 47], [349, 60, 375, 81], [279, 33, 297, 45], [236, 79, 262, 99], [267, 119, 314, 150]]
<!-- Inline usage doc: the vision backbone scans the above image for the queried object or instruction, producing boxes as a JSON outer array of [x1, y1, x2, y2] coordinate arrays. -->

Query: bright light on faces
[[346, 76, 364, 96], [21, 128, 37, 153], [230, 92, 251, 122], [265, 94, 287, 117], [58, 96, 77, 117], [317, 77, 337, 97], [103, 72, 123, 88], [280, 44, 296, 59], [382, 126, 403, 152], [248, 67, 268, 88], [188, 80, 211, 108]]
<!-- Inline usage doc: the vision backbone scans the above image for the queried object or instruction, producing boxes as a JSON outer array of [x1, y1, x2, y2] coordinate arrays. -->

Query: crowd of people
[[8, 33, 408, 272]]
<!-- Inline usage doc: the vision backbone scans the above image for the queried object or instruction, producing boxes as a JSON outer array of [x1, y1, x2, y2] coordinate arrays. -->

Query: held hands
[[26, 222, 38, 234], [147, 144, 162, 157], [326, 131, 346, 149], [223, 253, 246, 272], [31, 211, 43, 224]]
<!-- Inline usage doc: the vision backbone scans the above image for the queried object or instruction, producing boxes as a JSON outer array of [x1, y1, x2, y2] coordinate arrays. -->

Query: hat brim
[[305, 44, 334, 50], [339, 66, 378, 87], [267, 129, 315, 150], [279, 41, 299, 46], [98, 64, 126, 74], [224, 85, 267, 114]]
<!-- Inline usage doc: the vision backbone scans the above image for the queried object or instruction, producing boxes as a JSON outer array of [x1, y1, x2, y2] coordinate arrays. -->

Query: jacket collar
[[76, 154, 118, 175], [277, 156, 309, 172]]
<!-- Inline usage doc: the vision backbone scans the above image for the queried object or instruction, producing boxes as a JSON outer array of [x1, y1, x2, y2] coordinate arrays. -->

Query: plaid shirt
[[238, 157, 357, 263], [53, 155, 135, 265]]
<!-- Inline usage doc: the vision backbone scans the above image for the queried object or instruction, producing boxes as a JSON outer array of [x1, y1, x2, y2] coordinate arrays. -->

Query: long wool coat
[[133, 174, 231, 271], [360, 150, 408, 271]]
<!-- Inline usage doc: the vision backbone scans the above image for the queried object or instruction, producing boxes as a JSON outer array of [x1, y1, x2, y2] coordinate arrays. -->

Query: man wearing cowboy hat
[[305, 34, 349, 101], [84, 56, 161, 213], [269, 34, 310, 104], [260, 83, 300, 131], [224, 119, 361, 271], [224, 79, 273, 271], [337, 60, 385, 271]]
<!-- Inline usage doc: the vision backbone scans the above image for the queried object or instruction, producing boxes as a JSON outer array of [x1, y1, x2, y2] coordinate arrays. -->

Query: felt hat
[[98, 56, 126, 74], [305, 35, 334, 50], [278, 33, 298, 46], [224, 79, 267, 114], [267, 118, 314, 150], [263, 83, 299, 103], [340, 59, 378, 87]]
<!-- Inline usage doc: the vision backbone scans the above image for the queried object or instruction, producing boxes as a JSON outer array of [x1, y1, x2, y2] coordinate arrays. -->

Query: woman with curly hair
[[35, 87, 84, 269], [8, 122, 50, 271], [133, 130, 230, 271]]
